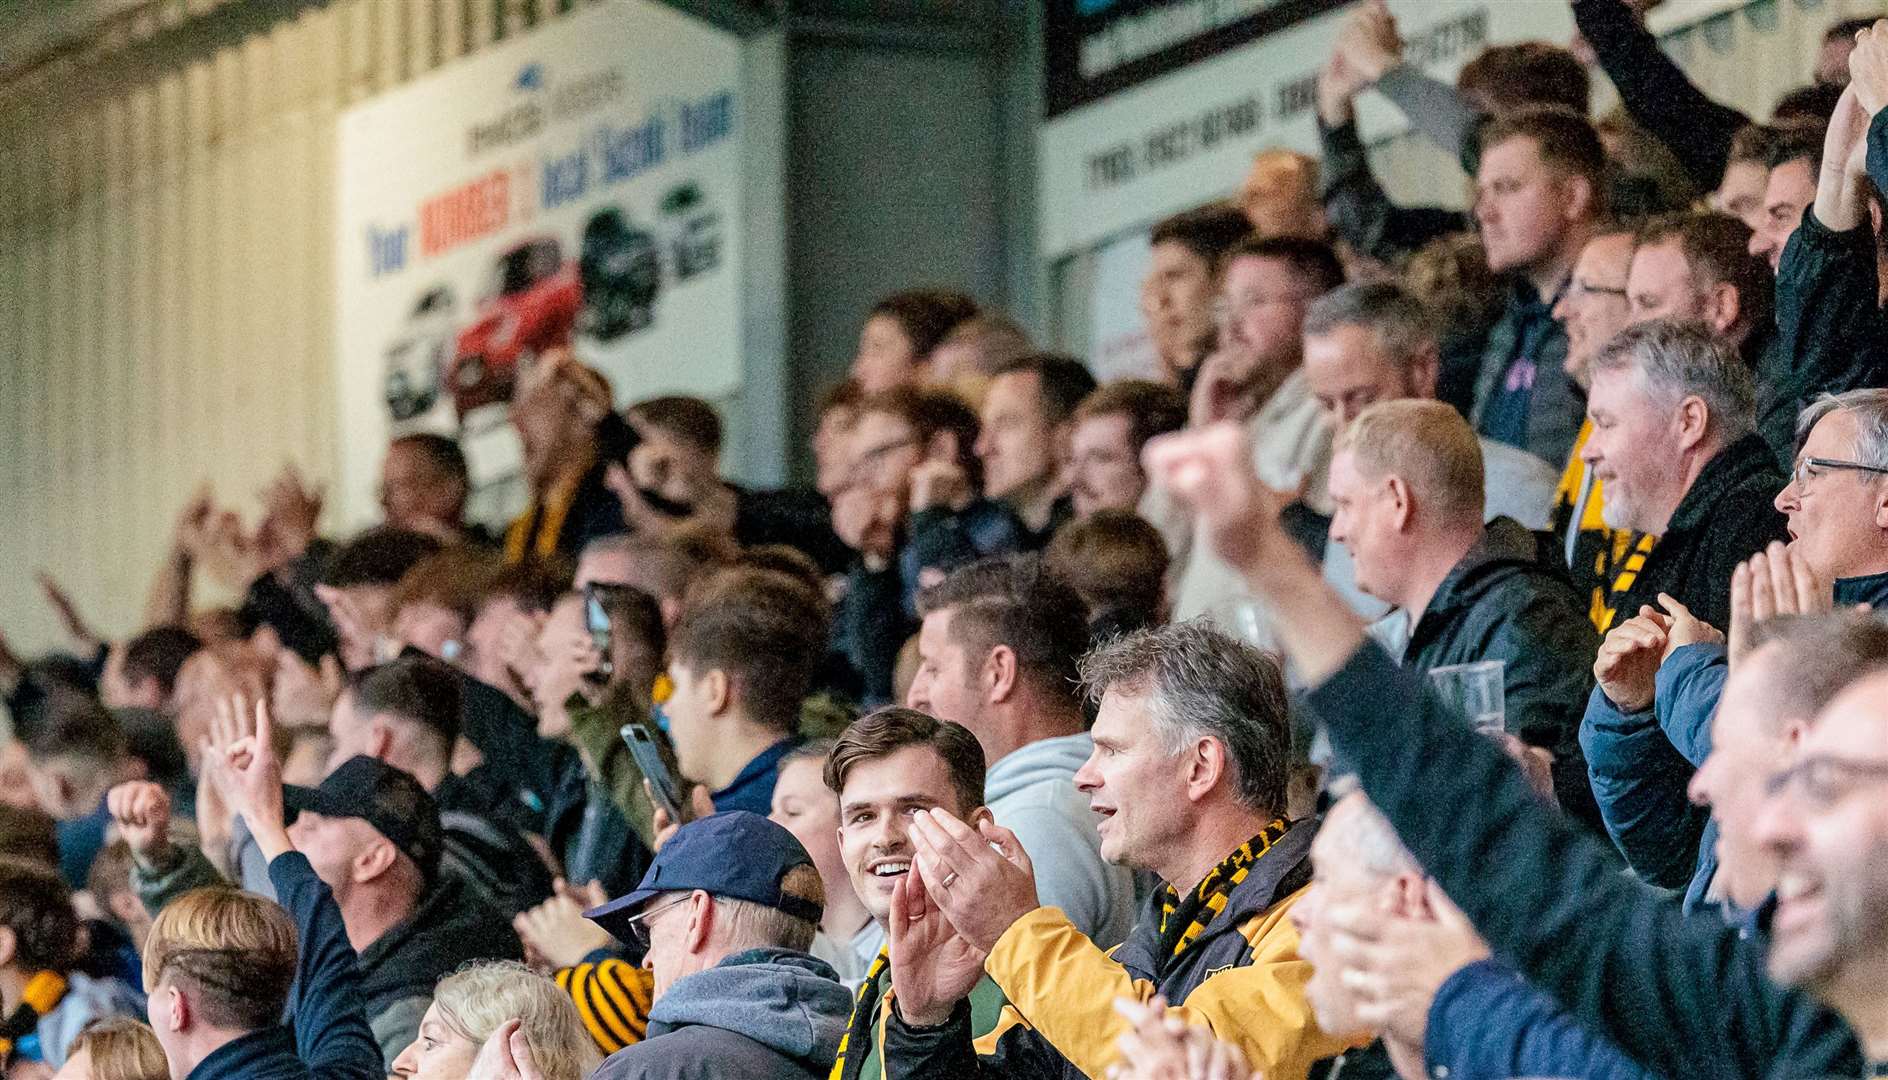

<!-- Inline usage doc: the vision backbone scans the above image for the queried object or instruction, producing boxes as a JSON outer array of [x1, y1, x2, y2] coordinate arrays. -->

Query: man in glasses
[[583, 811, 855, 1080], [1156, 234, 1346, 625], [1549, 227, 1636, 621], [1777, 389, 1888, 610]]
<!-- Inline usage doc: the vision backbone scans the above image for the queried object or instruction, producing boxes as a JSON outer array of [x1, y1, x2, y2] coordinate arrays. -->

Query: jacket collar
[[185, 1026, 299, 1080], [1835, 569, 1888, 608], [1411, 517, 1547, 632], [1665, 433, 1784, 535], [1114, 817, 1318, 981]]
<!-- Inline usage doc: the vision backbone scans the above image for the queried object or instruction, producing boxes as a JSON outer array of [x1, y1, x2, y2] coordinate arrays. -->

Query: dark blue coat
[[1425, 960, 1660, 1080], [186, 852, 381, 1080]]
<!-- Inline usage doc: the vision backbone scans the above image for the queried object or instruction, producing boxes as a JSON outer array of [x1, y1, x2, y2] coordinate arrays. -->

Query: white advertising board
[[334, 0, 745, 528]]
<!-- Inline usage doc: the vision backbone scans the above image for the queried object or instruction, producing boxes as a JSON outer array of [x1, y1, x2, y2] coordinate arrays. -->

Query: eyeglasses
[[1764, 755, 1888, 807], [624, 894, 692, 949], [1790, 456, 1888, 489]]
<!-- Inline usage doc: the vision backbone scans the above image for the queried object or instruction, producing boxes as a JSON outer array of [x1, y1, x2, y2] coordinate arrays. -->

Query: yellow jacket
[[879, 818, 1361, 1080]]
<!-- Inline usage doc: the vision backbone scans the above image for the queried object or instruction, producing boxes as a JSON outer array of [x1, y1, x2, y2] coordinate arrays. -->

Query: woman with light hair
[[49, 1018, 167, 1080], [390, 961, 599, 1080]]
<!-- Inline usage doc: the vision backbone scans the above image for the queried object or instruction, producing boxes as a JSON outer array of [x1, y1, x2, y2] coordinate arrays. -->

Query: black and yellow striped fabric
[[1157, 818, 1291, 961], [828, 948, 890, 1080], [1592, 532, 1658, 634], [555, 957, 654, 1055]]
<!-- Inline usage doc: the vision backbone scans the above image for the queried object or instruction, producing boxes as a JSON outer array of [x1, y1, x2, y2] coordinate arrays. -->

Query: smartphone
[[583, 583, 615, 684], [621, 723, 685, 824]]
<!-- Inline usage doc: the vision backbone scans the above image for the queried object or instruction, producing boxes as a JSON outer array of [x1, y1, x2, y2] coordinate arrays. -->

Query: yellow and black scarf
[[0, 971, 67, 1065], [828, 948, 891, 1080], [1157, 819, 1291, 962]]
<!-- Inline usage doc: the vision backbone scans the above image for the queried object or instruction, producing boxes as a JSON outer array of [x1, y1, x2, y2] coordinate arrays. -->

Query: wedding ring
[[940, 872, 959, 887]]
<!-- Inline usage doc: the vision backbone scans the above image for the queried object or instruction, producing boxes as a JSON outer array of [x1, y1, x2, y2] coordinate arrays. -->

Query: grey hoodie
[[985, 732, 1137, 950], [593, 948, 852, 1080]]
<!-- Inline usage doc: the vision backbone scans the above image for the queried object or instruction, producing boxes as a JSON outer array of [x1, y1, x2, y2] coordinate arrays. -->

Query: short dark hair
[[824, 706, 986, 818], [1079, 621, 1292, 815], [347, 657, 463, 750], [393, 546, 505, 626], [860, 387, 985, 488], [1764, 118, 1828, 174], [630, 395, 724, 457], [1482, 106, 1608, 194], [0, 858, 80, 973], [1044, 511, 1169, 638], [23, 688, 127, 767], [1772, 84, 1844, 125], [1826, 16, 1876, 43], [1071, 380, 1187, 456], [1150, 204, 1254, 266], [121, 626, 203, 699], [391, 433, 470, 487], [1635, 210, 1775, 334], [817, 379, 865, 420], [1456, 41, 1589, 114], [0, 806, 59, 869], [1728, 123, 1786, 168], [868, 289, 981, 360], [1222, 235, 1346, 294], [324, 527, 444, 590], [917, 555, 1091, 710], [670, 569, 828, 732], [479, 558, 571, 617], [992, 354, 1099, 427]]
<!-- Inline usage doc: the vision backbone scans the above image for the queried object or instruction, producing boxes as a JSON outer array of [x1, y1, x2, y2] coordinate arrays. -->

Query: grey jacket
[[593, 948, 852, 1080]]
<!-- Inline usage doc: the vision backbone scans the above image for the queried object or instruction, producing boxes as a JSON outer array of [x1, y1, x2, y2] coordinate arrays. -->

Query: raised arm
[[1142, 423, 1859, 1078], [206, 696, 381, 1080]]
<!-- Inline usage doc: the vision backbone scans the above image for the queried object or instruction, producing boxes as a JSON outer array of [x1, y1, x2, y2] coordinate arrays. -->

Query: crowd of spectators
[[1, 3, 1888, 1078]]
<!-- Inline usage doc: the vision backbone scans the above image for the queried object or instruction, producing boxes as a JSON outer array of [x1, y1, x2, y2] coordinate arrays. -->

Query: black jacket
[[1403, 517, 1600, 823], [1572, 0, 1749, 191], [1607, 432, 1789, 631], [1304, 642, 1859, 1079], [357, 876, 523, 1063], [1767, 200, 1888, 466]]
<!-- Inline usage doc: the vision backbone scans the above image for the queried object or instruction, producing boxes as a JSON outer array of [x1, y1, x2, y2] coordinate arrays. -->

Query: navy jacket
[[1580, 642, 1722, 895], [186, 852, 381, 1080], [1425, 960, 1659, 1080], [1769, 199, 1888, 468], [1304, 642, 1859, 1079]]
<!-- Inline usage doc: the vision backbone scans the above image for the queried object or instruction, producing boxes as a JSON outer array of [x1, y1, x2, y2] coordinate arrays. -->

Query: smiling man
[[876, 621, 1353, 1080], [819, 707, 1014, 1080], [1578, 320, 1788, 631], [1777, 390, 1888, 608]]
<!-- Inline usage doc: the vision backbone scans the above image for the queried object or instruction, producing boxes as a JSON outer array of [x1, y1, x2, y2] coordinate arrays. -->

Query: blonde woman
[[390, 962, 598, 1080], [49, 1018, 167, 1080]]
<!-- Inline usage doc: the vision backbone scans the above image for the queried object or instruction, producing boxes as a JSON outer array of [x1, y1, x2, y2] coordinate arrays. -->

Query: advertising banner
[[1045, 0, 1349, 118], [334, 0, 744, 528], [1038, 0, 1575, 261]]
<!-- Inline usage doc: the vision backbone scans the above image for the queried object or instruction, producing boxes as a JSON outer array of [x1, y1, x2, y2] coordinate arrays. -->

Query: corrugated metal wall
[[0, 0, 594, 652]]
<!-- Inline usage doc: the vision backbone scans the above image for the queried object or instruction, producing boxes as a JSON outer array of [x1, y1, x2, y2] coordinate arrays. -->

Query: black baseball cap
[[585, 811, 822, 942], [284, 756, 443, 881]]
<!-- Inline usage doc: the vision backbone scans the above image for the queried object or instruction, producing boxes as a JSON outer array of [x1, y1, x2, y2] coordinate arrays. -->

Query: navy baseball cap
[[585, 811, 822, 941], [284, 756, 443, 881]]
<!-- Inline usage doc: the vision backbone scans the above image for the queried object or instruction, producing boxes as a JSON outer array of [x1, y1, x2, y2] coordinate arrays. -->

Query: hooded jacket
[[1401, 516, 1600, 823], [594, 948, 852, 1080], [881, 818, 1359, 1080], [984, 733, 1135, 949], [358, 876, 524, 1063]]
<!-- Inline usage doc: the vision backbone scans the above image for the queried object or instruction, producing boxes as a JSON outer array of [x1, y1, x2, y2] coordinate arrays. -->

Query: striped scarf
[[1592, 531, 1658, 633], [0, 971, 67, 1065], [1157, 820, 1291, 962], [828, 947, 890, 1080]]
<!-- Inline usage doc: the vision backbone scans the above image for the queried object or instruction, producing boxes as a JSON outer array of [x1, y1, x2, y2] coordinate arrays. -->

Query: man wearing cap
[[130, 754, 522, 1067], [583, 811, 855, 1080]]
